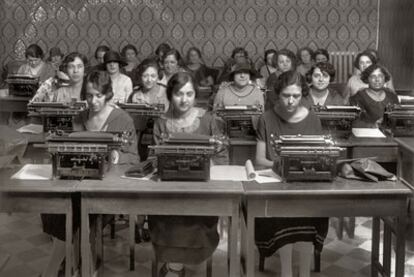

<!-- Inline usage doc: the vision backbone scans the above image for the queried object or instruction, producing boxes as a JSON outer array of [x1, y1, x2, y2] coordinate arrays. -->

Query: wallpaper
[[0, 0, 378, 68]]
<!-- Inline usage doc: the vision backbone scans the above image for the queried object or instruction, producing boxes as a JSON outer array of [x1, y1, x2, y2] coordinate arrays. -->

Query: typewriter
[[149, 133, 226, 181], [117, 103, 165, 117], [383, 104, 414, 136], [312, 105, 361, 138], [271, 134, 343, 182], [46, 131, 129, 179], [28, 101, 87, 132], [215, 105, 263, 139], [6, 74, 39, 97]]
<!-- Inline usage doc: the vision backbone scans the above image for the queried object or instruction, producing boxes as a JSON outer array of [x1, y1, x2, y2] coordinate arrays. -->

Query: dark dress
[[41, 108, 138, 241], [349, 88, 399, 128], [302, 89, 348, 108], [255, 109, 329, 257], [148, 108, 228, 264]]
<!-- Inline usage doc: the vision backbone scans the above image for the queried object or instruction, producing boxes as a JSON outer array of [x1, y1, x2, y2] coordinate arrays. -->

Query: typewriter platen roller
[[117, 103, 165, 117], [271, 134, 344, 182]]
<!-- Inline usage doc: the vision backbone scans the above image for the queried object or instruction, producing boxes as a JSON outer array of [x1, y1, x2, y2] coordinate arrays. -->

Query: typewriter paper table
[[241, 179, 411, 277], [79, 166, 243, 277], [0, 168, 76, 277]]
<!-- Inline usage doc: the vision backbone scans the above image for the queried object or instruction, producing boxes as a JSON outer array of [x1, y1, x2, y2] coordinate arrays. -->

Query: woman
[[159, 49, 186, 86], [17, 44, 55, 83], [149, 72, 227, 277], [255, 70, 328, 277], [129, 58, 169, 160], [313, 48, 329, 64], [265, 49, 297, 110], [155, 42, 172, 68], [31, 52, 88, 103], [41, 70, 138, 277], [349, 64, 398, 128], [47, 46, 64, 72], [121, 44, 139, 81], [259, 49, 278, 87], [185, 46, 215, 87], [296, 47, 314, 77], [103, 50, 133, 103], [303, 62, 347, 107], [218, 47, 253, 84], [213, 61, 264, 129], [344, 51, 394, 102]]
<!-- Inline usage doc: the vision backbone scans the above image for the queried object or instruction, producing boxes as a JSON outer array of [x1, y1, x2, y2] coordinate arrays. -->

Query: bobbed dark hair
[[264, 49, 277, 65], [121, 44, 138, 57], [94, 45, 110, 59], [136, 58, 160, 80], [272, 49, 298, 70], [313, 48, 330, 62], [166, 72, 197, 102], [85, 70, 113, 102], [353, 51, 378, 71], [155, 43, 172, 57], [231, 47, 248, 59], [306, 62, 336, 83], [25, 44, 44, 59], [162, 49, 184, 67], [274, 70, 309, 98], [61, 52, 89, 73], [360, 64, 391, 84], [297, 47, 314, 63]]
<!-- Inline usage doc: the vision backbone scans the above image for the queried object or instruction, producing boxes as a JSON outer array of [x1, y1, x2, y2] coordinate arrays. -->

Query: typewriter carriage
[[6, 74, 39, 97], [382, 104, 414, 137]]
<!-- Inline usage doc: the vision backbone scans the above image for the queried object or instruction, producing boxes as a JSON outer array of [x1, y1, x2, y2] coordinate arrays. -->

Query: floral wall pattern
[[0, 0, 378, 68]]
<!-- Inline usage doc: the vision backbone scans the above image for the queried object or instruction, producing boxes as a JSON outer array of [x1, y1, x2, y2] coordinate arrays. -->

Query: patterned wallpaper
[[0, 0, 378, 68]]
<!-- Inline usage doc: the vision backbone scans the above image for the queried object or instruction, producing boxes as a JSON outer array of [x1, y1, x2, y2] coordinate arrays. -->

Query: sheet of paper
[[210, 164, 281, 183], [11, 164, 52, 180], [352, 128, 386, 138], [16, 124, 43, 134]]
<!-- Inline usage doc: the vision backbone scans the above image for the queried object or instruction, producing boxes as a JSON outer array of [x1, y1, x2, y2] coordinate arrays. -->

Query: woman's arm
[[255, 140, 273, 167]]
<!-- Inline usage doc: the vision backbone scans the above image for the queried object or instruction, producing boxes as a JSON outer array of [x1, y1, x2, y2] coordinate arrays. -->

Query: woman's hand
[[110, 150, 120, 164]]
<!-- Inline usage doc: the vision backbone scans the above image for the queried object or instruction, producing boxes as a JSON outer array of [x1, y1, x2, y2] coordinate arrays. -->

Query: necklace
[[229, 85, 255, 99]]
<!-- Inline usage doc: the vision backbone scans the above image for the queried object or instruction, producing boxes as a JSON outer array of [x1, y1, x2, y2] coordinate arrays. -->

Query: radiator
[[329, 51, 356, 84]]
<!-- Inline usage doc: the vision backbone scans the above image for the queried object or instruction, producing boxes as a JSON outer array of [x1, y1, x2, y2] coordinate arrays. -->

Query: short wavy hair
[[162, 48, 184, 67], [306, 62, 336, 83], [313, 48, 329, 62], [85, 70, 113, 102], [272, 49, 297, 70], [121, 44, 138, 57], [360, 64, 391, 84], [297, 47, 314, 63], [275, 70, 309, 97], [353, 51, 378, 70], [166, 72, 198, 101]]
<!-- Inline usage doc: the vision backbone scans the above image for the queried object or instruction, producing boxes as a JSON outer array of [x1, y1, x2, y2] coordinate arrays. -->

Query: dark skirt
[[148, 215, 219, 264], [255, 217, 329, 257]]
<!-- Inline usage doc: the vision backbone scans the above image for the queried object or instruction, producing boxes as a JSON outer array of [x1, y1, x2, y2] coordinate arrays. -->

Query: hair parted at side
[[25, 44, 44, 59], [162, 48, 184, 67], [360, 63, 391, 84], [306, 62, 336, 83], [274, 70, 309, 97], [86, 70, 114, 101], [166, 72, 197, 101], [62, 52, 88, 73], [353, 51, 378, 70], [272, 49, 298, 70]]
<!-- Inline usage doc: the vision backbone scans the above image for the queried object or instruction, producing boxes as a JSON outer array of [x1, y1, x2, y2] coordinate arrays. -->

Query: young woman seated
[[17, 43, 55, 83], [102, 50, 133, 103], [255, 71, 328, 277], [296, 47, 314, 77], [149, 72, 228, 277], [41, 70, 138, 277], [258, 49, 278, 88], [121, 44, 139, 82], [31, 52, 88, 103], [159, 49, 187, 87], [185, 47, 215, 87], [349, 64, 398, 128], [303, 62, 347, 107]]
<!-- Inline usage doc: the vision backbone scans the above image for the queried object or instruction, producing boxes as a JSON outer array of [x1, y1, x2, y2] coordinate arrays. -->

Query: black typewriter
[[6, 74, 39, 97], [312, 105, 361, 138], [46, 131, 129, 179], [28, 101, 87, 132], [117, 103, 165, 117], [149, 133, 226, 181], [271, 134, 344, 182], [215, 105, 263, 139], [383, 104, 414, 136]]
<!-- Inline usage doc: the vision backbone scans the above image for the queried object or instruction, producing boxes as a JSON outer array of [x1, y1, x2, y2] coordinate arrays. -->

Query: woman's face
[[96, 51, 106, 64], [300, 50, 312, 64], [234, 51, 246, 64], [233, 71, 251, 88], [27, 55, 42, 68], [277, 54, 293, 72], [188, 50, 201, 65], [368, 68, 386, 91], [51, 55, 62, 64], [164, 54, 179, 75], [278, 84, 302, 114], [86, 83, 107, 113], [266, 53, 275, 66], [106, 62, 120, 75], [66, 57, 85, 84], [125, 49, 137, 63], [359, 55, 373, 72], [171, 81, 195, 115], [141, 66, 159, 90], [311, 67, 330, 91], [315, 54, 328, 63]]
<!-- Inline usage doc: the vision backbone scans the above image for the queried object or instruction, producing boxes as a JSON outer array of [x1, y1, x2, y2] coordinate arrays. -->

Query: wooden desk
[[0, 95, 30, 113], [79, 167, 243, 277], [395, 137, 414, 189], [241, 179, 412, 277], [0, 168, 76, 277]]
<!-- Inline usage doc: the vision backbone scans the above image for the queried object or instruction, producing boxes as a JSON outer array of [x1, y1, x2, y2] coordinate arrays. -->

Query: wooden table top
[[243, 177, 412, 197], [336, 135, 398, 147], [394, 137, 414, 153], [0, 95, 31, 102]]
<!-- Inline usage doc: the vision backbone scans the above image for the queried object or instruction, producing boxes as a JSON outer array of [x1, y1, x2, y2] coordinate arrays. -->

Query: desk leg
[[65, 205, 73, 277], [246, 213, 255, 277], [382, 219, 392, 276], [371, 217, 380, 277], [81, 198, 91, 277], [129, 215, 135, 271], [228, 200, 240, 277], [395, 212, 407, 277]]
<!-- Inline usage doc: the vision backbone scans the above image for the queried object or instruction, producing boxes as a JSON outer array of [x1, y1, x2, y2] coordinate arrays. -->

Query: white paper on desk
[[17, 124, 43, 134], [352, 128, 386, 138], [11, 164, 52, 180], [120, 170, 156, 181], [210, 160, 281, 183]]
